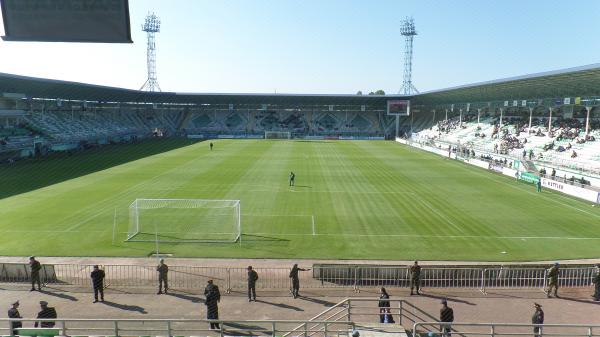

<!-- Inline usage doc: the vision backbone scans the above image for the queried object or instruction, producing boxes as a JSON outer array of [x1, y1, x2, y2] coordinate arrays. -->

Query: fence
[[412, 322, 600, 337], [2, 318, 354, 337], [1, 263, 597, 293]]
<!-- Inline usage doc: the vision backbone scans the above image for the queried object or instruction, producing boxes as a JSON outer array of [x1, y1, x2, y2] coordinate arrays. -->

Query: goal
[[265, 131, 291, 139], [126, 199, 241, 243]]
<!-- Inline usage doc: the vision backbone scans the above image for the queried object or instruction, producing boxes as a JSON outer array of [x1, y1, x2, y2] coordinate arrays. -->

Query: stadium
[[1, 1, 600, 337]]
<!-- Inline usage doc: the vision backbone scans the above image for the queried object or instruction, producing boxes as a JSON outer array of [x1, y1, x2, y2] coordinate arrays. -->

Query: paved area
[[1, 286, 598, 325]]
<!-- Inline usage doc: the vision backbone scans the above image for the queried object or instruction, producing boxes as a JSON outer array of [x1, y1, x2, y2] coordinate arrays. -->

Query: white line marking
[[243, 232, 600, 240], [312, 215, 316, 235]]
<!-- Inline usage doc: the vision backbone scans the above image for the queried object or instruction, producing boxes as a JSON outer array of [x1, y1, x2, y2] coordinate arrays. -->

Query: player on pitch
[[289, 171, 295, 186]]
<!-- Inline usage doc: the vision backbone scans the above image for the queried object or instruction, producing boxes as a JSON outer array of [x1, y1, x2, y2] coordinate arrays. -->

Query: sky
[[0, 0, 598, 94]]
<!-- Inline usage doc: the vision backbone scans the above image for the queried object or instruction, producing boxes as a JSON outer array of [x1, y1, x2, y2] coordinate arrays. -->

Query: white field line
[[312, 215, 316, 235], [458, 165, 600, 219], [411, 196, 466, 234]]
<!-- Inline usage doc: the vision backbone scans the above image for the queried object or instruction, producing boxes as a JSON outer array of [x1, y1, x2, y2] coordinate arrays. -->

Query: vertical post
[[354, 267, 359, 293], [167, 321, 172, 337], [395, 115, 400, 138], [477, 109, 481, 126], [459, 109, 462, 127], [347, 299, 352, 321], [481, 268, 486, 295], [114, 321, 119, 337], [220, 321, 224, 337], [548, 107, 553, 137], [323, 322, 328, 337], [272, 322, 276, 337], [491, 324, 495, 337], [445, 109, 448, 122], [432, 109, 436, 124], [585, 106, 592, 136], [398, 300, 403, 325], [499, 108, 503, 128], [304, 322, 308, 337], [528, 107, 534, 131], [226, 268, 231, 294], [61, 320, 66, 337]]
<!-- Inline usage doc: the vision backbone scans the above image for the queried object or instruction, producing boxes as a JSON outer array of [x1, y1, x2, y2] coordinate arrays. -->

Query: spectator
[[90, 265, 105, 303], [247, 266, 258, 302], [378, 287, 394, 323], [35, 301, 57, 328], [204, 280, 221, 330], [440, 299, 454, 337], [8, 300, 22, 335], [29, 256, 42, 291], [156, 259, 168, 295], [532, 303, 544, 337]]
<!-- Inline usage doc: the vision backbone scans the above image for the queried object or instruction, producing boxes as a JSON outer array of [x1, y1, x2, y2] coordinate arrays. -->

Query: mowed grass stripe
[[2, 139, 600, 260]]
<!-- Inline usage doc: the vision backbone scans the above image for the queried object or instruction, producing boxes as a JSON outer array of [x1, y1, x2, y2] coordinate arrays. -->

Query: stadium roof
[[414, 63, 600, 105], [1, 63, 599, 108], [0, 72, 409, 106]]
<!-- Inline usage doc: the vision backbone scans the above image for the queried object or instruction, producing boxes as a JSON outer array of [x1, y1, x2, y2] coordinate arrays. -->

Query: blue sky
[[0, 0, 598, 94]]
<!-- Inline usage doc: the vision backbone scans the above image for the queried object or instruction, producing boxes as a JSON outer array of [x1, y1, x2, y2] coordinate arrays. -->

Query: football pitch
[[1, 138, 600, 261]]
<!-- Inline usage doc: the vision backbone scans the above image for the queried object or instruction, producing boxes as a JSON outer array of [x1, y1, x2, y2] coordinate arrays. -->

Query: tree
[[356, 91, 363, 95], [374, 90, 386, 95]]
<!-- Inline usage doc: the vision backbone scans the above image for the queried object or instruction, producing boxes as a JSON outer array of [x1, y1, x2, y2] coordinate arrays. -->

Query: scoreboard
[[387, 100, 410, 116]]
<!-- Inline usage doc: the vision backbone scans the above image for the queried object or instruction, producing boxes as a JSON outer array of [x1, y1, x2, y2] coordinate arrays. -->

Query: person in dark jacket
[[247, 266, 259, 302], [204, 280, 221, 329], [289, 264, 310, 298], [90, 265, 105, 303], [156, 259, 169, 294], [440, 299, 454, 337], [545, 262, 560, 298], [8, 300, 22, 335], [532, 303, 544, 337], [29, 256, 42, 291], [378, 287, 394, 323], [35, 301, 57, 328]]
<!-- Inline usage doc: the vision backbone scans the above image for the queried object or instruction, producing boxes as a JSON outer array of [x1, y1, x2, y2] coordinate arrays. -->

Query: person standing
[[532, 303, 544, 337], [440, 299, 454, 337], [545, 262, 560, 298], [204, 280, 221, 330], [536, 179, 542, 193], [592, 264, 600, 301], [410, 261, 422, 295], [210, 142, 213, 151], [247, 266, 259, 302], [289, 171, 295, 187], [29, 256, 42, 291], [90, 265, 105, 303], [8, 301, 22, 335], [156, 259, 169, 294], [289, 264, 310, 298], [35, 301, 57, 328]]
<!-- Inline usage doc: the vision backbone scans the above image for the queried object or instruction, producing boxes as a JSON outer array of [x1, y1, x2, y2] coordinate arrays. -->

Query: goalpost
[[265, 131, 291, 139], [126, 199, 241, 243]]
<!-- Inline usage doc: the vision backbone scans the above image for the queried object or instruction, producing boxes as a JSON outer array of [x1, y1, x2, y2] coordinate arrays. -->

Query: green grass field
[[2, 138, 600, 261]]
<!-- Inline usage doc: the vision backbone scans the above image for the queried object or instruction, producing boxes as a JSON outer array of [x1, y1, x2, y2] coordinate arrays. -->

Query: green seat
[[15, 329, 60, 337]]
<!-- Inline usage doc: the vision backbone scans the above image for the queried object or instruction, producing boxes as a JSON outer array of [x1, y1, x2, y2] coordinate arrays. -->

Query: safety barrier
[[1, 263, 597, 294], [3, 318, 354, 337], [412, 322, 600, 337]]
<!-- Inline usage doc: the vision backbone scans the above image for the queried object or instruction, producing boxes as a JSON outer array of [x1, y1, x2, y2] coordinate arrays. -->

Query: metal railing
[[1, 263, 597, 294], [413, 322, 600, 337], [3, 318, 354, 337]]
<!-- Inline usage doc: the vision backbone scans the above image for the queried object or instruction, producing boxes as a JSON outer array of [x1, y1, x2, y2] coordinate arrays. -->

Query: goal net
[[127, 199, 241, 243], [265, 131, 291, 139]]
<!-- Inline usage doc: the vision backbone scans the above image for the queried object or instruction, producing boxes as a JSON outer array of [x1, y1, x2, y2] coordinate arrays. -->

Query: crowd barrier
[[0, 263, 596, 294]]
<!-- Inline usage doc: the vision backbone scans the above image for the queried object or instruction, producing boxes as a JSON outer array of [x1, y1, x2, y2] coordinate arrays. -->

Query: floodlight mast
[[140, 12, 161, 92], [399, 17, 418, 95]]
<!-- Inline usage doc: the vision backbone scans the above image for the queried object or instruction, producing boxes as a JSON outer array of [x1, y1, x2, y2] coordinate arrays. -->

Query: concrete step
[[353, 323, 409, 337]]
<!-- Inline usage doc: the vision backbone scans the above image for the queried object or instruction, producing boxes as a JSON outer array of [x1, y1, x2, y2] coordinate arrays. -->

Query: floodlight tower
[[140, 12, 161, 92], [399, 17, 418, 95]]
